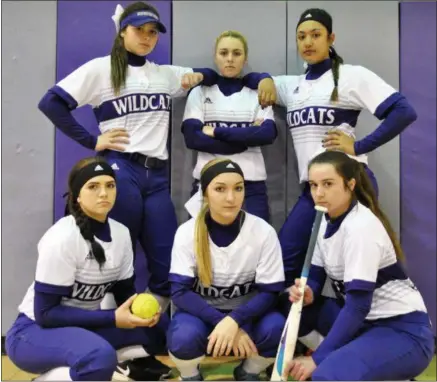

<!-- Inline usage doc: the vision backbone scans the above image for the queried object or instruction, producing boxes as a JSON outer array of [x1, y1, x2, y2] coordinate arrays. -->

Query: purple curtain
[[400, 1, 436, 334]]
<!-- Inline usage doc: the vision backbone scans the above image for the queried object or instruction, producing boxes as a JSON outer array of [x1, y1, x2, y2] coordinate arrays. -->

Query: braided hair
[[297, 8, 344, 102], [66, 157, 113, 268], [329, 46, 344, 102]]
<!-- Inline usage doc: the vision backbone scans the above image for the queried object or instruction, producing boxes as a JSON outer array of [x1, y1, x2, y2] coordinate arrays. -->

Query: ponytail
[[329, 47, 344, 102], [353, 164, 404, 261], [309, 151, 404, 261], [194, 157, 245, 286], [194, 203, 213, 287], [66, 156, 111, 268], [110, 1, 162, 95], [67, 196, 107, 268], [110, 34, 128, 96]]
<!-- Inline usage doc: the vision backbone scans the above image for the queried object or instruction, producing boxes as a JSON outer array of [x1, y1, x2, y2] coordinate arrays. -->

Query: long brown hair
[[66, 157, 112, 267], [111, 2, 161, 95], [309, 151, 404, 260], [328, 46, 344, 102]]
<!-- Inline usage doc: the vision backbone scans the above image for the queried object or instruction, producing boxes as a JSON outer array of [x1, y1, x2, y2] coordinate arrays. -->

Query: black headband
[[296, 8, 333, 35], [70, 161, 115, 200], [200, 160, 244, 194]]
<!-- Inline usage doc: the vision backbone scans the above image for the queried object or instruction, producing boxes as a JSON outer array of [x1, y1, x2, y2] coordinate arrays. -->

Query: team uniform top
[[273, 64, 398, 182], [169, 213, 285, 311], [183, 85, 274, 181], [312, 202, 427, 320], [19, 215, 133, 321], [53, 56, 195, 160]]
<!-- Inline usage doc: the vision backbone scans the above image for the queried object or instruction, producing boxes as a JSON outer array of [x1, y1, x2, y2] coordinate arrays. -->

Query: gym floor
[[1, 355, 436, 381]]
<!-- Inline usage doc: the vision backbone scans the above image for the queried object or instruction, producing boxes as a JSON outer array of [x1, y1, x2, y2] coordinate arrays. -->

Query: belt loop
[[144, 156, 150, 168]]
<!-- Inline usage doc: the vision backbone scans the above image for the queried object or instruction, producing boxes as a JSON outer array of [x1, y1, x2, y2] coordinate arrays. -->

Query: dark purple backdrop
[[55, 0, 171, 291], [400, 1, 436, 334]]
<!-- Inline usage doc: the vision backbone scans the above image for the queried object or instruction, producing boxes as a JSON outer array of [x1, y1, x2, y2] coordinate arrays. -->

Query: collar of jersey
[[324, 199, 357, 239], [89, 217, 112, 242], [127, 51, 146, 67], [206, 210, 245, 247], [306, 58, 332, 80], [217, 76, 244, 96]]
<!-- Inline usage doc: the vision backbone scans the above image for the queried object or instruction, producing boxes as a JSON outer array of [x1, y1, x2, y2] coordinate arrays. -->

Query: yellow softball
[[131, 293, 160, 319]]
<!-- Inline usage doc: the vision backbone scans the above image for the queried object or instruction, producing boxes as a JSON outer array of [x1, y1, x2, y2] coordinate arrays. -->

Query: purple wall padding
[[400, 1, 436, 334], [55, 0, 171, 291]]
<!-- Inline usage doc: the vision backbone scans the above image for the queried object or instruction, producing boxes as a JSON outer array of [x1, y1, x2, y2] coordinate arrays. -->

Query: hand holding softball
[[207, 316, 239, 357], [115, 294, 161, 329], [289, 278, 314, 306]]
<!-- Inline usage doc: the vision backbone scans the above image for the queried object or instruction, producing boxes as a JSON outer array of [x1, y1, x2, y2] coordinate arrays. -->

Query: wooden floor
[[1, 355, 244, 381], [2, 355, 436, 381]]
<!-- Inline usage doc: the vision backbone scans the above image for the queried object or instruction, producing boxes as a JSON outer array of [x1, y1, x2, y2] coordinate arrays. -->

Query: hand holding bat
[[270, 205, 327, 381], [284, 355, 317, 381], [289, 279, 314, 306]]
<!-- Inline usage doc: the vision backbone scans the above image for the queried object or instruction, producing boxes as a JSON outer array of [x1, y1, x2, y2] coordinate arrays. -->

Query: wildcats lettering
[[112, 94, 171, 115], [71, 281, 115, 301], [193, 279, 254, 299], [286, 107, 360, 129], [94, 93, 171, 122], [205, 121, 251, 129]]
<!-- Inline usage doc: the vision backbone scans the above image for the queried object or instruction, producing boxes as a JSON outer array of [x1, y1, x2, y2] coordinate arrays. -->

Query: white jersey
[[170, 213, 285, 310], [312, 202, 427, 320], [19, 216, 134, 320], [183, 85, 274, 181], [274, 64, 397, 182], [56, 56, 193, 159]]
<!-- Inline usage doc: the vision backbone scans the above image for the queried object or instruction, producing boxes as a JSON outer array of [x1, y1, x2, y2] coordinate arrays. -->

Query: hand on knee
[[232, 329, 258, 359]]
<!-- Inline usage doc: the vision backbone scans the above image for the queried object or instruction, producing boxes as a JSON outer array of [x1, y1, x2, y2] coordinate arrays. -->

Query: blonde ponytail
[[194, 202, 213, 286], [194, 158, 239, 286]]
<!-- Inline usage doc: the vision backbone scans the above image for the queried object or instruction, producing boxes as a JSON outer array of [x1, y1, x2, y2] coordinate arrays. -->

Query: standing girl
[[182, 31, 277, 222], [244, 8, 417, 286], [38, 2, 219, 311]]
